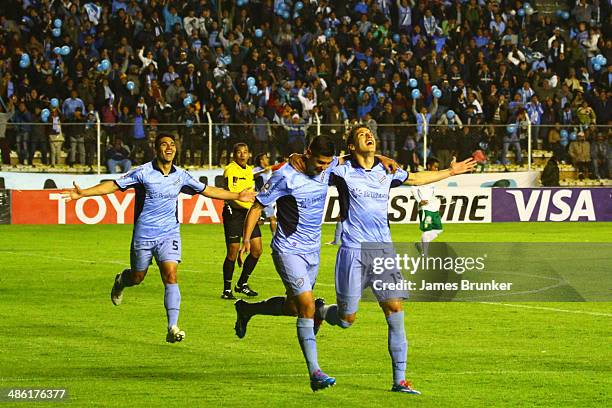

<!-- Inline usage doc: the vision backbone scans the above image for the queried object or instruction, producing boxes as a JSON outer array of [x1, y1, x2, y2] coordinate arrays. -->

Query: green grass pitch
[[0, 223, 610, 407]]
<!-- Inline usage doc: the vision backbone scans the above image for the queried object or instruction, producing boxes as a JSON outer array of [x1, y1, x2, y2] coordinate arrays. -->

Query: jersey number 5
[[172, 240, 179, 251]]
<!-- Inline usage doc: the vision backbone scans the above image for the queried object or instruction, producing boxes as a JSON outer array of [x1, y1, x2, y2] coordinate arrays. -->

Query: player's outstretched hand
[[238, 188, 257, 203], [237, 240, 251, 268], [61, 182, 83, 202], [378, 155, 399, 173], [288, 153, 306, 173], [449, 156, 477, 175]]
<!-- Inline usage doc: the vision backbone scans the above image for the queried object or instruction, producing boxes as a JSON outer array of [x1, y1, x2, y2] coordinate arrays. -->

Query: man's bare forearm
[[406, 169, 453, 185], [81, 180, 120, 196], [202, 185, 240, 200], [243, 203, 263, 241]]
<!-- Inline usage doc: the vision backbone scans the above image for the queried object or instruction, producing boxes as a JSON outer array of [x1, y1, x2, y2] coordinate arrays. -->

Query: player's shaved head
[[308, 135, 335, 157]]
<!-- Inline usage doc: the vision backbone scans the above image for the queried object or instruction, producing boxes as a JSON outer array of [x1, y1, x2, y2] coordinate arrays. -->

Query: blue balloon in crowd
[[393, 33, 400, 43], [127, 81, 135, 91], [247, 76, 256, 87], [446, 110, 455, 119], [523, 2, 531, 9], [100, 59, 111, 70], [561, 11, 570, 20], [595, 54, 607, 65], [506, 124, 518, 134], [409, 78, 418, 88], [593, 63, 601, 71], [411, 89, 420, 99], [54, 19, 62, 28], [433, 88, 442, 99], [569, 131, 577, 141], [517, 8, 525, 17], [19, 59, 30, 69], [255, 28, 263, 38], [20, 53, 30, 63], [52, 28, 61, 37], [41, 108, 50, 121], [365, 86, 374, 94], [293, 12, 300, 19], [555, 10, 563, 17], [560, 129, 569, 139], [279, 2, 289, 11], [183, 95, 193, 107], [60, 45, 70, 56], [295, 1, 304, 11], [560, 138, 569, 147], [324, 28, 332, 37], [249, 85, 258, 95], [53, 47, 61, 55], [50, 98, 59, 108], [282, 11, 290, 19], [223, 55, 232, 65]]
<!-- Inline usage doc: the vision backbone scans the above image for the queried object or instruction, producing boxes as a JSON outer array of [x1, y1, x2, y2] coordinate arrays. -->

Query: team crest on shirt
[[295, 278, 304, 288], [262, 182, 271, 192]]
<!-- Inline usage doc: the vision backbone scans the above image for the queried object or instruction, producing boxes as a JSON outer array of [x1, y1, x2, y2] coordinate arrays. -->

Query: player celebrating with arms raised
[[62, 134, 255, 343], [316, 125, 476, 394]]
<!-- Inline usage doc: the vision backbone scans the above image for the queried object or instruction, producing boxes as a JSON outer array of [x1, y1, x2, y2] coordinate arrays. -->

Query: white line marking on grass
[[479, 302, 612, 317], [6, 251, 336, 287], [0, 370, 598, 382]]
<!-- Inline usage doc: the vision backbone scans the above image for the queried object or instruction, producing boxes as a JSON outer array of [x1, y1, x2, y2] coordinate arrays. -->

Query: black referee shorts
[[222, 205, 262, 244]]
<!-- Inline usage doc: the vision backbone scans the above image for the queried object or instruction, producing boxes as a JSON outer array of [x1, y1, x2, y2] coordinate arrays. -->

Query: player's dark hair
[[346, 124, 370, 150], [155, 133, 176, 149], [308, 135, 335, 157], [254, 152, 267, 167], [426, 157, 440, 168], [233, 142, 249, 156]]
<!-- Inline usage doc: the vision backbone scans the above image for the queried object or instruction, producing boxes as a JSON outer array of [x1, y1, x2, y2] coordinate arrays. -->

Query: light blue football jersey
[[256, 158, 339, 254], [114, 160, 206, 241], [332, 159, 408, 248]]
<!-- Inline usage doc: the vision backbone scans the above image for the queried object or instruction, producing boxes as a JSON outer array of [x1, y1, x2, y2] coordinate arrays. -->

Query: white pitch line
[[0, 370, 599, 382], [5, 251, 336, 287], [479, 302, 612, 317]]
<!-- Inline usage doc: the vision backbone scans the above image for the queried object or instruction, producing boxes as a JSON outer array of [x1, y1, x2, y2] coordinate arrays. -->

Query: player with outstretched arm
[[315, 125, 476, 394], [62, 134, 255, 343]]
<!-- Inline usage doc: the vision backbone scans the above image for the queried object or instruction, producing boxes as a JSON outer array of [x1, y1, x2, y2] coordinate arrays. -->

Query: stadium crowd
[[0, 0, 610, 178]]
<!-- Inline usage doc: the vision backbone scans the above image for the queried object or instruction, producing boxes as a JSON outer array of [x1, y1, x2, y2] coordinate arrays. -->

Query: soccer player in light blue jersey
[[233, 136, 339, 391], [62, 134, 255, 343], [316, 125, 476, 394]]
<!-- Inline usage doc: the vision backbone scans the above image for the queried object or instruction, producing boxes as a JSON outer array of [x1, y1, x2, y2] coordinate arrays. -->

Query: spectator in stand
[[0, 98, 15, 165], [591, 132, 609, 180], [180, 103, 200, 166], [131, 106, 149, 164], [252, 107, 270, 159], [105, 138, 131, 174], [12, 102, 33, 165], [84, 111, 97, 167], [569, 131, 591, 179], [62, 90, 86, 120], [29, 106, 48, 166], [68, 107, 86, 166], [48, 108, 64, 167], [282, 112, 311, 155]]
